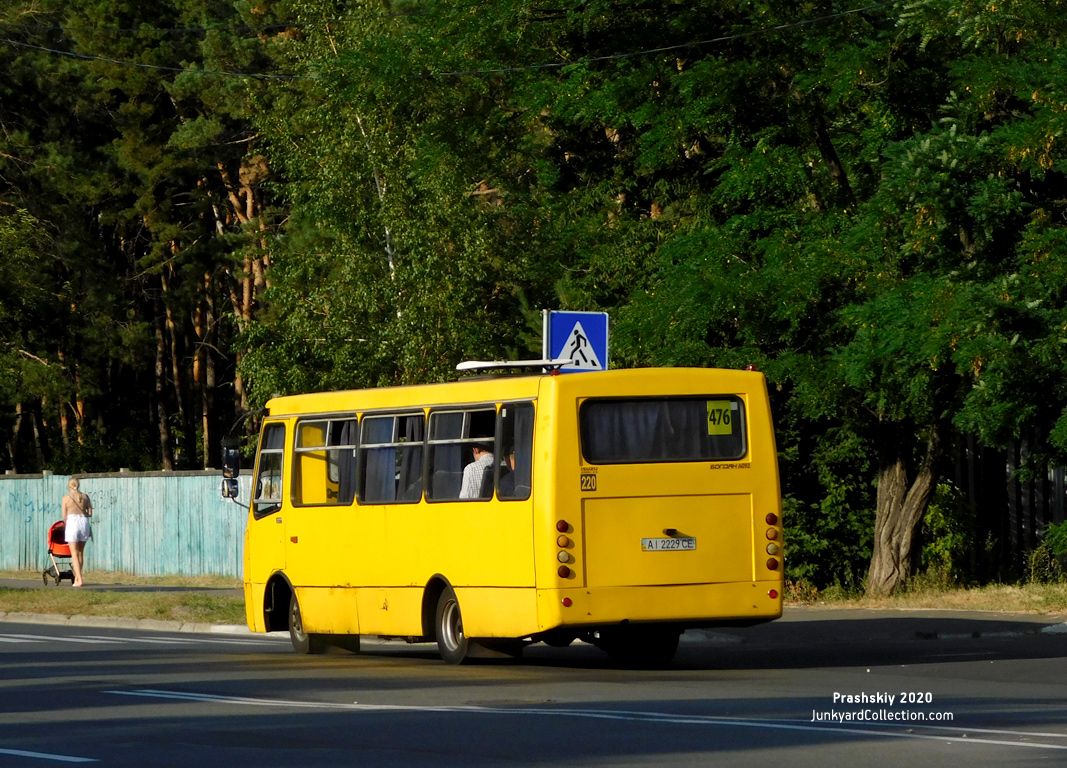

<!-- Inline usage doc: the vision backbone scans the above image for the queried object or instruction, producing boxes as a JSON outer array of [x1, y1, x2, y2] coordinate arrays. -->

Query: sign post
[[542, 310, 609, 372]]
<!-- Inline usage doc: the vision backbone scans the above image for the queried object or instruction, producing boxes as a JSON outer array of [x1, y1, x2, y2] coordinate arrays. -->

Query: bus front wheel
[[435, 586, 471, 664], [289, 593, 326, 654]]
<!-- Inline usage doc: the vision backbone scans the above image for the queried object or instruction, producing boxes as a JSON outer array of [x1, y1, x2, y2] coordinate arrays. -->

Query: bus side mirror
[[221, 478, 240, 499], [222, 439, 241, 479]]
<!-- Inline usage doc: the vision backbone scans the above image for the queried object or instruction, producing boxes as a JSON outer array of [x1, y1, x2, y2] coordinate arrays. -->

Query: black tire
[[288, 592, 326, 654], [435, 586, 471, 664], [540, 628, 577, 648], [597, 626, 681, 668], [324, 634, 362, 654], [478, 638, 525, 658]]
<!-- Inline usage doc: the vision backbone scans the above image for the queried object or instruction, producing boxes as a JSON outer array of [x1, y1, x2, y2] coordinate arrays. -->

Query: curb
[[0, 611, 251, 635], [916, 622, 1067, 640]]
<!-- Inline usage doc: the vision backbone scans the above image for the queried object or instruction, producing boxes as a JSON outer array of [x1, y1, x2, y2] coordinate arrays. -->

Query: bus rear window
[[579, 397, 746, 464]]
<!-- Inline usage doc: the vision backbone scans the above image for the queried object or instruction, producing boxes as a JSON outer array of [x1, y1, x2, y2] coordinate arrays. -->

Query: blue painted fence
[[0, 472, 251, 578]]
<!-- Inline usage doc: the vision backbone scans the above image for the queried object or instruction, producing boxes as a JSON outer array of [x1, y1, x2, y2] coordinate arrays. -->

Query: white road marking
[[0, 747, 96, 763], [0, 634, 122, 645], [104, 689, 1067, 751], [0, 633, 280, 647]]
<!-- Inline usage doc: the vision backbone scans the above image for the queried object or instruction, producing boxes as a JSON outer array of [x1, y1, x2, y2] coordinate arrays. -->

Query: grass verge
[[788, 580, 1067, 614], [0, 570, 245, 625], [0, 588, 246, 624], [0, 569, 240, 589]]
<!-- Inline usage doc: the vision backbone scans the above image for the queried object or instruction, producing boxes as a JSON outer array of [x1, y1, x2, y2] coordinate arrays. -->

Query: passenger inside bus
[[459, 440, 494, 499], [498, 445, 516, 496]]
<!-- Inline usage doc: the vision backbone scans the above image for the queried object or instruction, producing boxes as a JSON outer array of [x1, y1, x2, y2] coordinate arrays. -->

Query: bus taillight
[[765, 513, 778, 525], [556, 520, 570, 532], [766, 558, 779, 571], [768, 589, 778, 599]]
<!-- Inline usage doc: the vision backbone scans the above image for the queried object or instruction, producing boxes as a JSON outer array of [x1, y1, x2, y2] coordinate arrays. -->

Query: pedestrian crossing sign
[[543, 311, 609, 372]]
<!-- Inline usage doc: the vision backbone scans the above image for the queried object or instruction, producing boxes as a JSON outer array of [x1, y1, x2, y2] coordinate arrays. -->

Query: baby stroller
[[43, 521, 75, 586]]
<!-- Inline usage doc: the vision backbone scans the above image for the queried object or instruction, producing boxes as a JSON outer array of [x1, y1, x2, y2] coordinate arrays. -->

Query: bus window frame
[[356, 410, 426, 506], [424, 404, 498, 503], [252, 422, 286, 520], [495, 400, 535, 502], [578, 394, 749, 465], [290, 414, 360, 508]]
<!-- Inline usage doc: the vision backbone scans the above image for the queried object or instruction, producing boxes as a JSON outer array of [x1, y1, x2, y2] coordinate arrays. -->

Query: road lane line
[[102, 689, 1067, 751], [0, 634, 121, 645], [0, 747, 96, 763]]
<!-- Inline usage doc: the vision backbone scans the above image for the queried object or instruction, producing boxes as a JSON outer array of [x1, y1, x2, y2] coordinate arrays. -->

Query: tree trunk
[[194, 271, 219, 468], [866, 424, 942, 596], [30, 400, 47, 471], [8, 403, 23, 472], [217, 161, 267, 437], [792, 89, 858, 210], [154, 308, 174, 470], [161, 266, 196, 467]]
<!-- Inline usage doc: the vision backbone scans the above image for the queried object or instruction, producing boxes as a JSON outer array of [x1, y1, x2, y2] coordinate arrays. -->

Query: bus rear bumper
[[536, 581, 783, 633]]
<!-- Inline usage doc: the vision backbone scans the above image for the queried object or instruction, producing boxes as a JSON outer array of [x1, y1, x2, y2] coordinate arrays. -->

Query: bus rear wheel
[[289, 593, 326, 654], [597, 626, 680, 668], [435, 586, 471, 664]]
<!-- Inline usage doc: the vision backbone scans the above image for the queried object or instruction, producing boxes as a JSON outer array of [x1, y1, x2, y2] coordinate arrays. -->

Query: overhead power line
[[0, 3, 888, 82], [435, 3, 887, 77], [0, 11, 424, 36], [0, 36, 303, 79]]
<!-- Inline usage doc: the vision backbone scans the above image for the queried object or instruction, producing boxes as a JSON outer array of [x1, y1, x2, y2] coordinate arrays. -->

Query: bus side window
[[293, 418, 358, 506], [498, 403, 533, 501], [253, 423, 286, 519], [359, 413, 424, 504], [427, 408, 495, 501]]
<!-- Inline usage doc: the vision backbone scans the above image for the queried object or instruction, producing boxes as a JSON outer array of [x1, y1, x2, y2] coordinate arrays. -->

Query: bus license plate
[[641, 537, 696, 551]]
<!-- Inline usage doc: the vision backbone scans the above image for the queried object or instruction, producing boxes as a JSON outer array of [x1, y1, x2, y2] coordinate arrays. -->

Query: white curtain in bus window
[[579, 397, 746, 463], [359, 414, 424, 504], [253, 423, 285, 518], [498, 403, 534, 500], [427, 408, 496, 501]]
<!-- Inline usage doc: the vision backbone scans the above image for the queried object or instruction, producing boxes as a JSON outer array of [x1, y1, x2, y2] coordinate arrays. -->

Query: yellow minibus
[[238, 366, 783, 664]]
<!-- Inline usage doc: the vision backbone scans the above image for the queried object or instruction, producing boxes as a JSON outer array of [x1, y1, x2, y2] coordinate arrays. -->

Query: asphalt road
[[2, 609, 1066, 767]]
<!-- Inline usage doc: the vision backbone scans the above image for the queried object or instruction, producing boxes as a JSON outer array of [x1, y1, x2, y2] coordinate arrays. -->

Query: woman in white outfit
[[62, 477, 93, 587]]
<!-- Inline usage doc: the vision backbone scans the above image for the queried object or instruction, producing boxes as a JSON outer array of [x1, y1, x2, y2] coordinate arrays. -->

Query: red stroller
[[43, 521, 75, 586]]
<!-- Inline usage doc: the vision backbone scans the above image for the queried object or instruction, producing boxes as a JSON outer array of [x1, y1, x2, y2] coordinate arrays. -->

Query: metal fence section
[[0, 471, 251, 578]]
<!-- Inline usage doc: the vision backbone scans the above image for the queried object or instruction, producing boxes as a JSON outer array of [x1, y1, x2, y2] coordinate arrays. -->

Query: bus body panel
[[296, 586, 362, 634], [583, 493, 754, 587], [532, 369, 782, 628], [242, 368, 783, 648], [453, 587, 539, 638], [536, 582, 783, 631]]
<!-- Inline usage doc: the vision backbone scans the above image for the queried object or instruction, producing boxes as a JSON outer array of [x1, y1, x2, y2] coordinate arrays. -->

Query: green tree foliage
[[0, 0, 278, 469], [3, 0, 1067, 592]]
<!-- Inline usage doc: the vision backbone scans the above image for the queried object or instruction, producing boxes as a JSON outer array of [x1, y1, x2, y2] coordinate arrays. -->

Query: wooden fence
[[950, 436, 1066, 581], [0, 471, 251, 578]]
